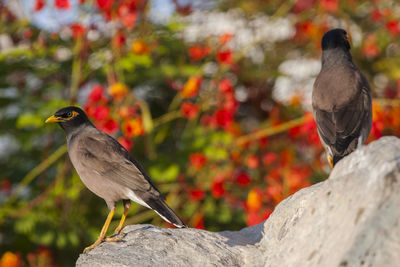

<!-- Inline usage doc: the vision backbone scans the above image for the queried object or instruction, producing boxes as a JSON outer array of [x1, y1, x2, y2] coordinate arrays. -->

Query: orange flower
[[246, 155, 259, 169], [362, 34, 380, 58], [131, 40, 149, 55], [108, 83, 129, 101], [266, 183, 283, 204], [247, 188, 262, 211], [300, 21, 319, 38], [0, 252, 19, 267], [122, 118, 144, 138], [117, 106, 137, 119], [181, 76, 202, 98], [218, 33, 233, 45]]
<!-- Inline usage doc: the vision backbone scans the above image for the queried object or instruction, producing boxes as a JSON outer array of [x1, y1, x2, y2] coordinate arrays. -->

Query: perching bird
[[312, 28, 372, 168], [46, 106, 186, 252]]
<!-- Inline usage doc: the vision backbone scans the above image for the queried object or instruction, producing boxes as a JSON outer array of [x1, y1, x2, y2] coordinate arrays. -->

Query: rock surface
[[76, 136, 400, 267]]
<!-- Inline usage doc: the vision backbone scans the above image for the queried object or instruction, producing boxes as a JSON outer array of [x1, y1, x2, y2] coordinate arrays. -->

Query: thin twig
[[153, 110, 182, 128], [5, 145, 67, 205], [235, 115, 311, 146]]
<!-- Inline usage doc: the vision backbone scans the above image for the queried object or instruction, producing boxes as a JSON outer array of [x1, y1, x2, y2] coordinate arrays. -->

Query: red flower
[[189, 189, 205, 202], [222, 92, 238, 113], [112, 32, 126, 49], [266, 184, 283, 203], [218, 78, 233, 93], [54, 0, 70, 9], [236, 172, 251, 186], [0, 179, 12, 195], [246, 155, 259, 169], [96, 0, 113, 11], [93, 105, 110, 121], [371, 121, 384, 139], [293, 0, 314, 13], [88, 85, 104, 103], [118, 137, 133, 151], [211, 178, 225, 198], [320, 0, 338, 12], [246, 210, 262, 226], [362, 43, 379, 58], [203, 46, 212, 56], [70, 23, 86, 39], [386, 20, 399, 36], [34, 0, 45, 11], [189, 45, 204, 61], [215, 109, 233, 128], [259, 137, 268, 148], [181, 102, 199, 119], [189, 153, 207, 169], [118, 3, 138, 29], [216, 49, 233, 65], [200, 115, 217, 128], [371, 8, 382, 22], [103, 118, 119, 134]]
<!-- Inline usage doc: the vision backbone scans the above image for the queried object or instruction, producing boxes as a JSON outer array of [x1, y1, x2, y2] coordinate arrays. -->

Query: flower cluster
[[85, 83, 144, 151]]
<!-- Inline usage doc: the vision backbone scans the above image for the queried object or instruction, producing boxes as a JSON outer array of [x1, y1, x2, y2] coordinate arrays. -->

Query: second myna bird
[[46, 106, 186, 252], [312, 28, 372, 168]]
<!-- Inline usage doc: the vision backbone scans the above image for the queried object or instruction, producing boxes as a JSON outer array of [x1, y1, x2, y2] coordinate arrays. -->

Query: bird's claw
[[105, 235, 124, 242]]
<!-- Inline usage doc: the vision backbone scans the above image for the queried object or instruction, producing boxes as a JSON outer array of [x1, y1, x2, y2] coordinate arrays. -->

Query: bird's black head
[[321, 28, 351, 51], [46, 106, 92, 134]]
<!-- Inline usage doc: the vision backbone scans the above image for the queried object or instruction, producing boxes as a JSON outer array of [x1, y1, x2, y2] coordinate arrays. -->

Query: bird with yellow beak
[[46, 106, 186, 252]]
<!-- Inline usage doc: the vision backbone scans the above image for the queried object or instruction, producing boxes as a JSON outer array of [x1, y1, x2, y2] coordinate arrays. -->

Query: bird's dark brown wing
[[75, 131, 162, 197], [313, 71, 371, 157]]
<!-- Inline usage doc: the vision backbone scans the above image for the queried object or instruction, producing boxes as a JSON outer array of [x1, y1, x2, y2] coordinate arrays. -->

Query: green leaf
[[119, 54, 152, 72], [16, 113, 44, 128], [149, 163, 179, 182]]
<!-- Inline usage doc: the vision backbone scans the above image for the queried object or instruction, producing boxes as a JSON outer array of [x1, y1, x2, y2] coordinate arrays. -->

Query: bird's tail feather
[[146, 198, 187, 228]]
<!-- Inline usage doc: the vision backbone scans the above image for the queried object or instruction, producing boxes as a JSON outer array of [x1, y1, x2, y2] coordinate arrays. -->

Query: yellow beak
[[45, 115, 62, 123]]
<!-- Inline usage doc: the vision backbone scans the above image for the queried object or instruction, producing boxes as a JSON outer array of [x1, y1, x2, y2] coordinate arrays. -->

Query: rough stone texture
[[77, 136, 400, 267]]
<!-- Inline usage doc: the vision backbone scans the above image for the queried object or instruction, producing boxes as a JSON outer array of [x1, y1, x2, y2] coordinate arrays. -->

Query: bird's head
[[46, 106, 92, 133], [321, 28, 351, 51]]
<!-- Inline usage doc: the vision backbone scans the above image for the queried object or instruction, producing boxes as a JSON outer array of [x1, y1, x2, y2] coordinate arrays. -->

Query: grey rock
[[77, 136, 400, 267]]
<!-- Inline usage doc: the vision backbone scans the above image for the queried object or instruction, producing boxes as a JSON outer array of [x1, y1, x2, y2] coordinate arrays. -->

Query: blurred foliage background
[[1, 0, 400, 266]]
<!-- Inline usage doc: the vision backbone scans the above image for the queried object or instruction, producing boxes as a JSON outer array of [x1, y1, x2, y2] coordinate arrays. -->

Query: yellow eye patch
[[45, 110, 79, 123], [64, 111, 79, 120]]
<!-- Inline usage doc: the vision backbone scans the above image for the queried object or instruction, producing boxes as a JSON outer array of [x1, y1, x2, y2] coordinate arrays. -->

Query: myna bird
[[312, 28, 372, 168], [46, 106, 186, 252]]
